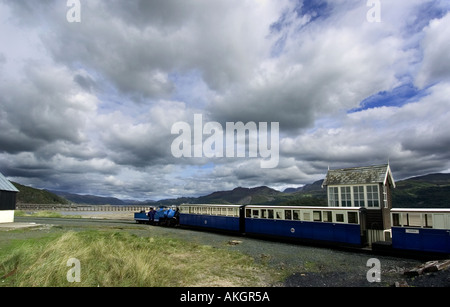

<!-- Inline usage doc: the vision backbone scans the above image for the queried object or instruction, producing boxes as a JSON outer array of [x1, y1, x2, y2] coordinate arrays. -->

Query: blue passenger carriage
[[391, 209, 450, 254], [178, 204, 244, 233], [243, 205, 367, 246]]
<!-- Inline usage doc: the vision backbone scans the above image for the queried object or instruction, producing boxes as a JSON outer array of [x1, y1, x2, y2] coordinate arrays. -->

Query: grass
[[14, 210, 82, 219], [0, 230, 275, 287]]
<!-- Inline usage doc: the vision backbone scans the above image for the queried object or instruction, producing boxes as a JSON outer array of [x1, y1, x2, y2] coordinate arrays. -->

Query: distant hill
[[198, 186, 281, 204], [11, 172, 450, 208], [283, 180, 325, 194], [12, 182, 69, 205], [11, 182, 150, 206], [50, 191, 155, 206], [155, 182, 327, 207], [155, 186, 281, 206], [50, 191, 127, 206], [405, 173, 450, 185], [392, 173, 450, 208]]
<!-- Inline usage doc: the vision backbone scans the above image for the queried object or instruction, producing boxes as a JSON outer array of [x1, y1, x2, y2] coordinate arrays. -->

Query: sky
[[1, 0, 450, 201]]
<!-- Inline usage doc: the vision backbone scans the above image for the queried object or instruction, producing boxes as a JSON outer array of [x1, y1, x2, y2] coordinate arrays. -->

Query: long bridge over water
[[16, 203, 150, 212]]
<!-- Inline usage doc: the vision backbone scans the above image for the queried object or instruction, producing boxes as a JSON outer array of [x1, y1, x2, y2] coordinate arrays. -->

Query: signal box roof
[[322, 164, 395, 188]]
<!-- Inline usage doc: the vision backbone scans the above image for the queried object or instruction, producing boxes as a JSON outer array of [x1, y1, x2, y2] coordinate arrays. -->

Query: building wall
[[0, 191, 17, 210], [380, 182, 393, 230], [0, 210, 14, 223], [366, 209, 383, 229], [0, 191, 17, 223]]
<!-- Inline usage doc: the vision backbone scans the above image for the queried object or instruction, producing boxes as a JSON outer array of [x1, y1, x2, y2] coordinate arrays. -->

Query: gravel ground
[[225, 237, 449, 287], [11, 214, 450, 287], [283, 265, 450, 287]]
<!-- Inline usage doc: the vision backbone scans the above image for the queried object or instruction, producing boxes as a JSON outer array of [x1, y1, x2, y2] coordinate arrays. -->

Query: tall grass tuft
[[0, 230, 273, 287]]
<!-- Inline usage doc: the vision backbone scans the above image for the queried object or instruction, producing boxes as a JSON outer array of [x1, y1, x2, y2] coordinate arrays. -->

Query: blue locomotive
[[134, 206, 179, 226]]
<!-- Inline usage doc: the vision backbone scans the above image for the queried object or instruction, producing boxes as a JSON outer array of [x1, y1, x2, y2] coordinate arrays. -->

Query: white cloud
[[416, 12, 450, 88]]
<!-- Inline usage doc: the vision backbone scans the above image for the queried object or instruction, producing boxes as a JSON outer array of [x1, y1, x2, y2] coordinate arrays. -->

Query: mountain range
[[12, 173, 450, 208]]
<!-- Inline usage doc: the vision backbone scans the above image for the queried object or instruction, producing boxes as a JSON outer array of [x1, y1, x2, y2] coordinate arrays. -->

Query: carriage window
[[227, 208, 234, 216], [434, 214, 446, 229], [293, 210, 300, 221], [392, 213, 400, 226], [246, 209, 251, 218], [336, 213, 344, 223], [313, 211, 322, 222], [303, 212, 311, 221], [347, 212, 358, 224], [285, 210, 292, 220], [268, 209, 274, 219], [401, 213, 408, 226], [407, 213, 422, 227], [252, 210, 260, 218], [323, 211, 332, 222], [424, 214, 433, 228], [275, 210, 284, 220], [261, 209, 267, 219]]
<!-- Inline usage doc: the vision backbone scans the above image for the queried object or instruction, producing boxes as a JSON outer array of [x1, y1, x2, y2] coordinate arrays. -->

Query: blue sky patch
[[349, 82, 431, 113]]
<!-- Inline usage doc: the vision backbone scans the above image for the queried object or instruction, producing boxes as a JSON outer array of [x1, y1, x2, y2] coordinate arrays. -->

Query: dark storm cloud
[[0, 64, 95, 153]]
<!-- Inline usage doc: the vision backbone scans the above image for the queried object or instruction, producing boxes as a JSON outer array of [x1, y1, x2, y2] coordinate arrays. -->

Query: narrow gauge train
[[135, 204, 450, 255]]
